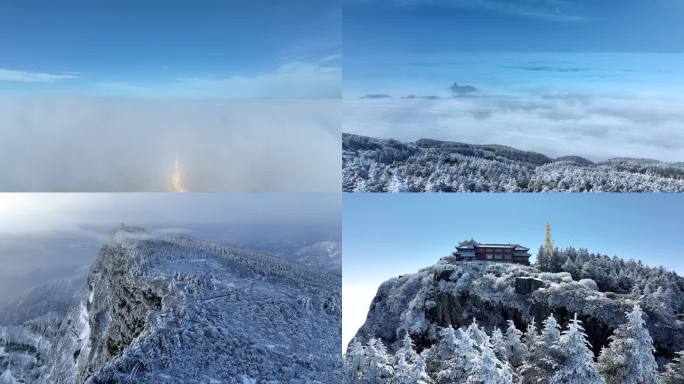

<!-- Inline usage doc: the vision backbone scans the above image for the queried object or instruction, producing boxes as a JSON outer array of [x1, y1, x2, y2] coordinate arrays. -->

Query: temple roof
[[456, 243, 530, 251]]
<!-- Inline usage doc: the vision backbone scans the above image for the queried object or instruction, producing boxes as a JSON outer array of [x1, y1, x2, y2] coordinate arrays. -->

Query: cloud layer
[[0, 193, 340, 304], [344, 92, 684, 162], [0, 68, 78, 83], [95, 59, 341, 99], [0, 96, 340, 191], [349, 0, 586, 21]]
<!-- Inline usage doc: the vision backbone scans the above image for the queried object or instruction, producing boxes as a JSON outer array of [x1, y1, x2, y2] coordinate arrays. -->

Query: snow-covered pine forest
[[342, 133, 684, 192], [345, 305, 680, 384], [345, 242, 684, 384], [0, 226, 342, 383]]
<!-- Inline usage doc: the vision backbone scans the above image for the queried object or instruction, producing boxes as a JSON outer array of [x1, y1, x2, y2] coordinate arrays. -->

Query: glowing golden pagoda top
[[544, 222, 553, 255]]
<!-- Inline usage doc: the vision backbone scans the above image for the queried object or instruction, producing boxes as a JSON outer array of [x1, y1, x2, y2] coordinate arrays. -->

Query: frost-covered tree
[[365, 338, 394, 384], [345, 340, 366, 383], [394, 334, 432, 384], [435, 328, 478, 384], [598, 305, 661, 384], [518, 319, 548, 384], [468, 319, 490, 346], [661, 351, 684, 384], [425, 326, 461, 376], [343, 133, 684, 192], [522, 320, 539, 356], [550, 314, 605, 384], [491, 328, 508, 363], [505, 320, 527, 368], [467, 339, 513, 384]]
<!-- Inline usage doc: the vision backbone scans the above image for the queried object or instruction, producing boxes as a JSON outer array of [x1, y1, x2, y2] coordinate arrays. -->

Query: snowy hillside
[[345, 249, 684, 383], [291, 241, 342, 273], [342, 133, 684, 192], [0, 225, 341, 383]]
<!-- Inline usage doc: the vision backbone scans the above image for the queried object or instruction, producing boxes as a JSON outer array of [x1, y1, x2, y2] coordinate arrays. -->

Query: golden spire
[[169, 154, 186, 192], [544, 222, 553, 255]]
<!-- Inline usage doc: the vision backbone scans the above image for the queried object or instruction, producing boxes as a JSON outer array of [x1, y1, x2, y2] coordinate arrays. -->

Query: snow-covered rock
[[350, 258, 684, 368]]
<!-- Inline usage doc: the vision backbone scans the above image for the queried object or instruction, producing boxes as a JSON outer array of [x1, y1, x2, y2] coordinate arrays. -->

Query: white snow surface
[[343, 133, 684, 192], [0, 226, 341, 383]]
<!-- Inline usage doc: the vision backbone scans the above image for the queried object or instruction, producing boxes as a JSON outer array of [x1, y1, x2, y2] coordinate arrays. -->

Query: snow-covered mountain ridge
[[342, 133, 684, 192], [0, 225, 341, 383]]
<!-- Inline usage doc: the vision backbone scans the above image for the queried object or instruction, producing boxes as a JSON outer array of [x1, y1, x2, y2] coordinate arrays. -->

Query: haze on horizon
[[344, 0, 684, 162], [0, 193, 341, 306]]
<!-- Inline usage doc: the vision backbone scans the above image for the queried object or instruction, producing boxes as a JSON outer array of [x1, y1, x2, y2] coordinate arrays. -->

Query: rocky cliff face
[[351, 258, 684, 364], [1, 226, 341, 383]]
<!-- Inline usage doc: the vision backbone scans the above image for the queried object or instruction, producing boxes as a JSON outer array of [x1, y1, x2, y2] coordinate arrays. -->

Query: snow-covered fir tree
[[467, 337, 514, 384], [550, 314, 606, 384], [598, 305, 661, 384], [518, 319, 549, 384], [505, 320, 527, 368], [491, 328, 508, 363], [434, 328, 478, 384], [345, 340, 367, 383], [365, 338, 394, 384], [394, 334, 432, 384], [661, 351, 684, 384]]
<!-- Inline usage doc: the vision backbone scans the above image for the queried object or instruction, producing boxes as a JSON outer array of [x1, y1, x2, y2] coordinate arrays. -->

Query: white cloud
[[0, 68, 78, 83], [343, 283, 379, 352], [96, 59, 341, 99], [0, 96, 340, 191], [344, 93, 684, 162], [349, 0, 586, 21]]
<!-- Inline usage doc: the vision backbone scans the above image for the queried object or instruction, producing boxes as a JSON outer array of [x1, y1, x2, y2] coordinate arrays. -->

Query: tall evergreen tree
[[394, 334, 432, 384], [598, 305, 661, 384], [522, 320, 539, 356], [468, 319, 490, 346], [491, 328, 508, 363], [365, 338, 394, 384], [436, 328, 478, 384], [344, 340, 366, 383], [466, 339, 514, 384], [550, 314, 606, 384], [505, 320, 527, 368], [518, 319, 546, 384]]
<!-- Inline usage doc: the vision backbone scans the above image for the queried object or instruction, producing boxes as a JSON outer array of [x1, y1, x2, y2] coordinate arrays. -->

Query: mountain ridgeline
[[0, 226, 341, 383], [342, 133, 684, 192], [345, 245, 684, 383]]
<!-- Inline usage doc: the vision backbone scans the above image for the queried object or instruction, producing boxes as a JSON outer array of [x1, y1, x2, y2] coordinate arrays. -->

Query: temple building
[[452, 241, 531, 265]]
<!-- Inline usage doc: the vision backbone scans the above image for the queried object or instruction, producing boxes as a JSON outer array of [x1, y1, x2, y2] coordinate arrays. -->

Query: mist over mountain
[[0, 226, 341, 383], [343, 133, 684, 192]]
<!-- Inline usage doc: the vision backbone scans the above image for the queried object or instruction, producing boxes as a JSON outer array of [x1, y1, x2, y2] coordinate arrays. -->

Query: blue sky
[[342, 192, 684, 347], [344, 0, 684, 57], [0, 1, 341, 192], [344, 193, 684, 281], [0, 0, 340, 99], [343, 0, 684, 162]]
